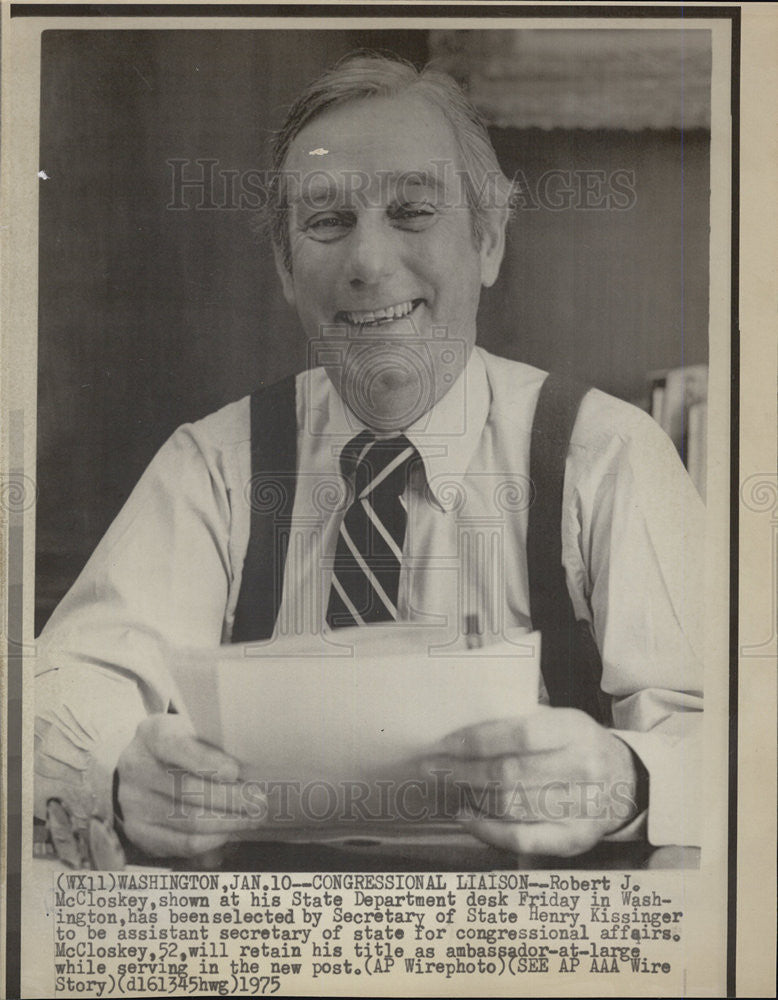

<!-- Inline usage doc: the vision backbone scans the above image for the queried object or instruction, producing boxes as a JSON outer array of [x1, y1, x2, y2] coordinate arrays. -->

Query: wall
[[479, 126, 709, 395]]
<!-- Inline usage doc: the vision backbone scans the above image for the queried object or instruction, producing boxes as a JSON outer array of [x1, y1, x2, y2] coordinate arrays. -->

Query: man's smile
[[335, 298, 425, 327]]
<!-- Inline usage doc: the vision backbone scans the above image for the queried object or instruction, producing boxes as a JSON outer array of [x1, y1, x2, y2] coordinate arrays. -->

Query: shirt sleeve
[[564, 397, 705, 848], [34, 423, 234, 830]]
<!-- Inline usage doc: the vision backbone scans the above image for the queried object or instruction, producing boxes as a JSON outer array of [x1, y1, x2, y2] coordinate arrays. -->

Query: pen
[[46, 799, 88, 868], [464, 613, 483, 649], [46, 798, 126, 870], [88, 816, 127, 871]]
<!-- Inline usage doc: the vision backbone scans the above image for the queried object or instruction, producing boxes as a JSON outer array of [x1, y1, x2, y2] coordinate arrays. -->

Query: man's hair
[[267, 50, 515, 271]]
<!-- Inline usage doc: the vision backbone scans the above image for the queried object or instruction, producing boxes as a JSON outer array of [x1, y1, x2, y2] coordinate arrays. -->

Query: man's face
[[276, 92, 506, 431]]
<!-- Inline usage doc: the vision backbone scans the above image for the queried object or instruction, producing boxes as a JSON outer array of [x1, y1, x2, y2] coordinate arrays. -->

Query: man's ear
[[478, 205, 509, 289], [273, 243, 296, 307]]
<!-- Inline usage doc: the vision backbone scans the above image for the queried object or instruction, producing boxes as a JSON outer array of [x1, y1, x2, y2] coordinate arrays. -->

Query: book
[[647, 364, 708, 499], [687, 399, 708, 500]]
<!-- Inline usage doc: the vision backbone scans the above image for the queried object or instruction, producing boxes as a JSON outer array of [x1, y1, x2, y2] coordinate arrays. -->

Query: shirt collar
[[312, 347, 491, 508]]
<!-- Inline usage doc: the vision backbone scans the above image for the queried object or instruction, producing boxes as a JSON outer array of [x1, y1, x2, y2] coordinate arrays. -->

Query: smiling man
[[275, 88, 505, 433], [35, 52, 704, 860]]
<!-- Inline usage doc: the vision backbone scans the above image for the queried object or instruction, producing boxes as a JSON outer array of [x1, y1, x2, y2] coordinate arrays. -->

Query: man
[[35, 52, 703, 860]]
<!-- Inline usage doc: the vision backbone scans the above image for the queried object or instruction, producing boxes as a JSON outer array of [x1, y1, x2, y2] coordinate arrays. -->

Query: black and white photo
[[1, 5, 773, 998]]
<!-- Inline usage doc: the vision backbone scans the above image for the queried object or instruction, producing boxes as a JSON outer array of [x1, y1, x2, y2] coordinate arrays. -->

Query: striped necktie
[[327, 431, 419, 629]]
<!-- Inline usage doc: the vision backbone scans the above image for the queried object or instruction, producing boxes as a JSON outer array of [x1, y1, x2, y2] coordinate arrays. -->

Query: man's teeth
[[342, 300, 417, 325]]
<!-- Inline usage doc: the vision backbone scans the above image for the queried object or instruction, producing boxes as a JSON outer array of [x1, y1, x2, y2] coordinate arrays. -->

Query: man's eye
[[391, 204, 437, 229], [303, 215, 352, 240]]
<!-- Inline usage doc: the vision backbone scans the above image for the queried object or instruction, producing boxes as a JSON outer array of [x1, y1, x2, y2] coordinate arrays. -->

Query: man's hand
[[116, 714, 266, 857], [418, 706, 642, 857]]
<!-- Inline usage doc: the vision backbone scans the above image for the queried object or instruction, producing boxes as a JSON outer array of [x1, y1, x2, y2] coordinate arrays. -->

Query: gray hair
[[267, 50, 514, 271]]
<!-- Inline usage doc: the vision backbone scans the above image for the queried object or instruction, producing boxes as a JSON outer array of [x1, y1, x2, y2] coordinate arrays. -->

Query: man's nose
[[347, 216, 398, 287]]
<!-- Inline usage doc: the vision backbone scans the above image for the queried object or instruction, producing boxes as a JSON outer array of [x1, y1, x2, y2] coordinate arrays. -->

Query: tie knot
[[341, 433, 418, 500]]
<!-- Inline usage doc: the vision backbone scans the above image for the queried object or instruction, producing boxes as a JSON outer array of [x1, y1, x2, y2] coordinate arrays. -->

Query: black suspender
[[230, 375, 298, 644], [231, 371, 610, 725], [528, 374, 611, 726]]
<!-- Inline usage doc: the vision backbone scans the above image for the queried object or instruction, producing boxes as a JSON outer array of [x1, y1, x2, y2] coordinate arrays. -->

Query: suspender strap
[[527, 373, 611, 725], [231, 374, 298, 643]]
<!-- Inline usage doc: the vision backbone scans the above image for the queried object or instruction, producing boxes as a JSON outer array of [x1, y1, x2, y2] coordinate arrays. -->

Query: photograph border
[[1, 3, 758, 998]]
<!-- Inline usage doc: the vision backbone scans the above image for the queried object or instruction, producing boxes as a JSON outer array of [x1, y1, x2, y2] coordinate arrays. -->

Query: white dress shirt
[[35, 347, 704, 847]]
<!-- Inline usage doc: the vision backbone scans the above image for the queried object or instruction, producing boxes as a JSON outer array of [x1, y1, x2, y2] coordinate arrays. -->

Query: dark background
[[36, 29, 710, 631]]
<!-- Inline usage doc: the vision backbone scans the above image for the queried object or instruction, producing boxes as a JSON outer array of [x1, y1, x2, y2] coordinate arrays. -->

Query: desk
[[135, 826, 700, 872], [35, 818, 699, 871]]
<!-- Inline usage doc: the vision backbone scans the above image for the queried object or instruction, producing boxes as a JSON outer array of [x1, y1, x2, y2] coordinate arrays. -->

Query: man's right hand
[[115, 714, 266, 857]]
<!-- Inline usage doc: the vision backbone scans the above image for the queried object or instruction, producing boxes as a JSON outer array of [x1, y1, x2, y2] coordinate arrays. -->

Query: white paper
[[168, 626, 540, 782]]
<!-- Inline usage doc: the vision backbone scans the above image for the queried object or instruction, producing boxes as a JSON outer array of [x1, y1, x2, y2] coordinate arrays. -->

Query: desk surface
[[35, 819, 699, 871], [139, 826, 700, 872], [206, 842, 699, 873]]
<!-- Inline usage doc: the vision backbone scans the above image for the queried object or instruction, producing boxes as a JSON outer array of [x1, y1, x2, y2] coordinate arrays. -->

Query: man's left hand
[[418, 706, 641, 857]]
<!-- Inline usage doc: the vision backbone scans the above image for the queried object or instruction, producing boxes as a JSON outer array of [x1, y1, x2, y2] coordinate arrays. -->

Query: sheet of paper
[[168, 625, 540, 782]]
